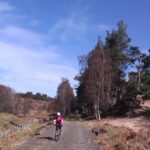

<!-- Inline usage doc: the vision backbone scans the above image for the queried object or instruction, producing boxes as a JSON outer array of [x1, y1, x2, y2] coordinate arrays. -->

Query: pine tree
[[106, 20, 131, 101], [142, 50, 150, 98], [129, 46, 146, 93]]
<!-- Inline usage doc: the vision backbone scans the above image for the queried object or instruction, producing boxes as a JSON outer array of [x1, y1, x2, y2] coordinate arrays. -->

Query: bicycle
[[55, 124, 61, 142]]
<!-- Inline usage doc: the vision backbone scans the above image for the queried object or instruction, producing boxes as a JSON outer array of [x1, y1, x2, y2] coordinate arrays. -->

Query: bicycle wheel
[[55, 129, 60, 142]]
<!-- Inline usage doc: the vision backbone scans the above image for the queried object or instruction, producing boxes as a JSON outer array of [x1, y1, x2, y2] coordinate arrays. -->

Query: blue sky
[[0, 0, 149, 97]]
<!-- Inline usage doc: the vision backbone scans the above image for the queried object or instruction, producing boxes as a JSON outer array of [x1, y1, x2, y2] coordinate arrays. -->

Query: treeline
[[19, 92, 53, 102], [75, 20, 150, 119], [0, 84, 52, 115]]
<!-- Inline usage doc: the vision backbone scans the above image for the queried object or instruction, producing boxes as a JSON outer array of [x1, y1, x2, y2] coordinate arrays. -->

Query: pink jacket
[[54, 116, 63, 124]]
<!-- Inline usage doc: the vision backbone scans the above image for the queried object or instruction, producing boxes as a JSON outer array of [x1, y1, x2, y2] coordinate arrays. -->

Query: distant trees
[[41, 94, 48, 101], [26, 92, 33, 98], [19, 92, 52, 101], [34, 92, 42, 100], [56, 78, 75, 115], [0, 84, 53, 115]]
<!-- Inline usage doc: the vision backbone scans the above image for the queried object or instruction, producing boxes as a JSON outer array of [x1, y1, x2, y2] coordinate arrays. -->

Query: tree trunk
[[137, 58, 142, 92], [117, 71, 121, 101], [98, 110, 101, 120], [94, 104, 98, 119]]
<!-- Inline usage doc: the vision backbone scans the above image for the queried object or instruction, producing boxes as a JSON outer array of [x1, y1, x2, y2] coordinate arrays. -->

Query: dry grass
[[87, 121, 150, 150], [0, 113, 17, 133], [100, 117, 143, 132], [0, 122, 46, 150]]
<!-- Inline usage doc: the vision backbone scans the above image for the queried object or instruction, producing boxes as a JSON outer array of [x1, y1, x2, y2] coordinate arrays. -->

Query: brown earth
[[13, 121, 98, 150]]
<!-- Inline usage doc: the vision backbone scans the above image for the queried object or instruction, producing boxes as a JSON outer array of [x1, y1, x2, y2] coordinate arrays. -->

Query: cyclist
[[54, 112, 63, 134]]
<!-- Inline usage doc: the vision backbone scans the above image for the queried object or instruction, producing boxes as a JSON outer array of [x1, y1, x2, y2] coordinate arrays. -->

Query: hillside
[[16, 97, 50, 116]]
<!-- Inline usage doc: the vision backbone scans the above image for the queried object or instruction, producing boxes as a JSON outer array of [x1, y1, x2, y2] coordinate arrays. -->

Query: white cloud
[[0, 25, 49, 48], [0, 5, 109, 96], [50, 13, 110, 42], [0, 41, 77, 96], [0, 24, 77, 96], [0, 2, 14, 12], [49, 13, 88, 41]]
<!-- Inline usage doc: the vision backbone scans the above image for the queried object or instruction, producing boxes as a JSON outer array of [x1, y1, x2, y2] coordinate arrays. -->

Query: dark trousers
[[56, 124, 62, 131]]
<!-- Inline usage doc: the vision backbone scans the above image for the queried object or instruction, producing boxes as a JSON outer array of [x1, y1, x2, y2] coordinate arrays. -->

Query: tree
[[106, 20, 131, 101], [76, 38, 112, 119], [142, 50, 150, 98], [41, 94, 48, 101], [129, 46, 146, 92], [56, 78, 74, 115], [26, 92, 33, 98], [23, 99, 30, 116], [34, 92, 42, 100], [0, 84, 18, 113], [123, 72, 138, 100]]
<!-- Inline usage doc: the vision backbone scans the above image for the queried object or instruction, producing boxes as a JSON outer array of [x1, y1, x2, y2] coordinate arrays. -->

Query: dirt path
[[13, 121, 98, 150]]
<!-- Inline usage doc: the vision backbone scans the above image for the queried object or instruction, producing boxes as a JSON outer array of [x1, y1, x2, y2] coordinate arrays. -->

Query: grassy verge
[[0, 113, 17, 133], [0, 113, 38, 133], [88, 121, 150, 150], [0, 122, 46, 150]]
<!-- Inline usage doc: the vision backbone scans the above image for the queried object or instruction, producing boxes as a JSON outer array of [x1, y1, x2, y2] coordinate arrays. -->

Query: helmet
[[57, 112, 61, 116]]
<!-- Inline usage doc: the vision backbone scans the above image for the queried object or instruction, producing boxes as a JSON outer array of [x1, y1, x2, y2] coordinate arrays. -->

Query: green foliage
[[106, 20, 131, 70], [19, 92, 52, 101], [26, 92, 33, 98], [142, 52, 150, 98], [34, 92, 41, 100], [123, 83, 137, 100], [123, 72, 138, 100], [75, 20, 150, 117], [106, 20, 132, 101]]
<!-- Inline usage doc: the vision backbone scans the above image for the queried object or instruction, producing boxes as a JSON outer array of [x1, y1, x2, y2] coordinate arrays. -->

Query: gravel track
[[13, 121, 99, 150]]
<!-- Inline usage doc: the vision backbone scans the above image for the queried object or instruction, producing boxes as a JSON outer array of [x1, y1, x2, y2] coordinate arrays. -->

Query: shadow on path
[[38, 136, 55, 141]]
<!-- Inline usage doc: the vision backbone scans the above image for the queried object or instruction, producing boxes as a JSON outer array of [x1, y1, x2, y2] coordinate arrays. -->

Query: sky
[[0, 0, 149, 97]]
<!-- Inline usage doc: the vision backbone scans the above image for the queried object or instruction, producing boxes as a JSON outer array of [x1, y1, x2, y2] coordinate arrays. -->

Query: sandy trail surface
[[13, 121, 98, 150]]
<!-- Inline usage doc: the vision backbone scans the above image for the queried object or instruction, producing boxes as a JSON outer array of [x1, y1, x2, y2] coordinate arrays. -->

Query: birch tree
[[56, 78, 74, 115], [76, 38, 112, 119]]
